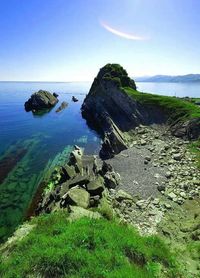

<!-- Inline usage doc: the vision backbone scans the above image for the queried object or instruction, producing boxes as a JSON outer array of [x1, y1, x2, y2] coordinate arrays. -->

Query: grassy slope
[[124, 87, 200, 123], [0, 212, 181, 278]]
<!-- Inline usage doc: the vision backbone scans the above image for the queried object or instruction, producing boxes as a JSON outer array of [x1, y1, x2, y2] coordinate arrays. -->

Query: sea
[[0, 81, 199, 242]]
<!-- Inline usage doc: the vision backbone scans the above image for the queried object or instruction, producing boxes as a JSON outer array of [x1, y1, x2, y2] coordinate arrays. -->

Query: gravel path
[[106, 144, 167, 198]]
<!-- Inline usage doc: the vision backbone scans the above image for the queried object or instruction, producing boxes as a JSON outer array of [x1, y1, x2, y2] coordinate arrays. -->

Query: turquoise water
[[0, 81, 199, 242], [0, 82, 101, 242]]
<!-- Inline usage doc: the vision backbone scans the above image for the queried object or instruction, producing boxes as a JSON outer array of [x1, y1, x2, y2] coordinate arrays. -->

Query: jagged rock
[[72, 96, 78, 102], [61, 187, 90, 209], [56, 101, 68, 113], [104, 171, 120, 189], [24, 90, 58, 112], [171, 118, 200, 140], [86, 176, 105, 196], [115, 190, 134, 202], [81, 64, 170, 158], [62, 165, 76, 180], [69, 149, 83, 173], [53, 92, 59, 98]]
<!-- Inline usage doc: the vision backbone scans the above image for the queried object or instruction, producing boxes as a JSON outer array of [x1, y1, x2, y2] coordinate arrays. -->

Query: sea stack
[[24, 90, 58, 112]]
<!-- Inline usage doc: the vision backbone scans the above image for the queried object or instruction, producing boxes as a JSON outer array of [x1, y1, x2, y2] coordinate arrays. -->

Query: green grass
[[0, 212, 181, 278], [189, 139, 200, 168], [124, 88, 200, 123]]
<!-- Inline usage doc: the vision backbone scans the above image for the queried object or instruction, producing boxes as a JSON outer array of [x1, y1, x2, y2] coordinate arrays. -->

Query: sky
[[0, 0, 200, 81]]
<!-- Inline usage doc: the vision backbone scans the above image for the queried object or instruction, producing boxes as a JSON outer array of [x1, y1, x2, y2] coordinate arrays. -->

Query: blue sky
[[0, 0, 200, 81]]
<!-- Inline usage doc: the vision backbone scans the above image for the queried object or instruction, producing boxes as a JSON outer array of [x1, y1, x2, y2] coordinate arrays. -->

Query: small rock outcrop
[[24, 90, 58, 112], [36, 146, 120, 214], [72, 96, 78, 102], [56, 101, 68, 113]]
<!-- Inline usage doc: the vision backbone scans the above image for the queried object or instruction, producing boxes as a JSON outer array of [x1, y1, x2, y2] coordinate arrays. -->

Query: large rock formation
[[24, 90, 58, 112], [36, 146, 120, 214], [82, 64, 200, 158], [81, 64, 167, 159]]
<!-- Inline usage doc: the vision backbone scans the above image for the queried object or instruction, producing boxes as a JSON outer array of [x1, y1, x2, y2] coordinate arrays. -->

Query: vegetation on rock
[[98, 63, 136, 90]]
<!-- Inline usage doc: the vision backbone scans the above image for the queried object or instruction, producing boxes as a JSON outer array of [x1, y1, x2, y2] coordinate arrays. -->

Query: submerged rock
[[56, 101, 68, 113], [24, 90, 58, 112]]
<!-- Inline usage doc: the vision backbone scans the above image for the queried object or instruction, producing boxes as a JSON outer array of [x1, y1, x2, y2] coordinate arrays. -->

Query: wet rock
[[56, 101, 68, 113], [24, 90, 58, 112], [72, 96, 78, 102], [53, 92, 59, 98]]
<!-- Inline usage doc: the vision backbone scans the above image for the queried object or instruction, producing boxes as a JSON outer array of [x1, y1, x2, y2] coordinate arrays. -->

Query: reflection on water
[[0, 82, 101, 242]]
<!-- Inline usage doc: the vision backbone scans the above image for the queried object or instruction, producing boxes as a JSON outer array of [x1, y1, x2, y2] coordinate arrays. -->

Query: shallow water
[[0, 82, 101, 242]]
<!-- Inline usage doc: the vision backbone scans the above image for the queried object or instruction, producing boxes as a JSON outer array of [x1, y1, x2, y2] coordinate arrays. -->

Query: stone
[[62, 187, 90, 209], [62, 165, 76, 180], [53, 92, 59, 98], [157, 184, 166, 192], [72, 96, 78, 102], [104, 171, 120, 189], [164, 203, 172, 209], [167, 192, 177, 200], [136, 200, 147, 209], [165, 171, 172, 179], [115, 190, 134, 202], [86, 176, 105, 196], [68, 206, 101, 221], [24, 90, 58, 112], [56, 101, 68, 113], [140, 139, 147, 146], [173, 153, 182, 161]]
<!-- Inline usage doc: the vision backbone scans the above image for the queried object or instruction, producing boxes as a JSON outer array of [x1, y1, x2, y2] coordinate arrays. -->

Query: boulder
[[115, 190, 134, 202], [72, 96, 78, 102], [61, 187, 90, 209], [62, 165, 76, 180], [104, 171, 120, 189], [68, 206, 101, 221], [53, 92, 59, 98], [24, 90, 58, 112], [86, 176, 105, 196]]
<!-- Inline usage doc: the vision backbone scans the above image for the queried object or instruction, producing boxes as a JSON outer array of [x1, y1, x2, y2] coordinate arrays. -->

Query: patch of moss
[[0, 212, 181, 278]]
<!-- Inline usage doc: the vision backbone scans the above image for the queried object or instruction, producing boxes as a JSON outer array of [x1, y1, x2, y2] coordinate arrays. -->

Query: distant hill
[[135, 74, 200, 83]]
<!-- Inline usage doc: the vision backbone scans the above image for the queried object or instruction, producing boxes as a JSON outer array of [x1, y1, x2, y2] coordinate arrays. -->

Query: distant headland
[[135, 74, 200, 83]]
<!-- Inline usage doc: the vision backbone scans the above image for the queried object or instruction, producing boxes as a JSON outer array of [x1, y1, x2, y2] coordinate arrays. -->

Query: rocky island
[[24, 90, 59, 112], [1, 64, 200, 278]]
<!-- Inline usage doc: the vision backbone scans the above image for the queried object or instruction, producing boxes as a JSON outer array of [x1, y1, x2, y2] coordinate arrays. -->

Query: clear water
[[0, 81, 199, 242], [137, 82, 200, 98], [0, 82, 101, 242]]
